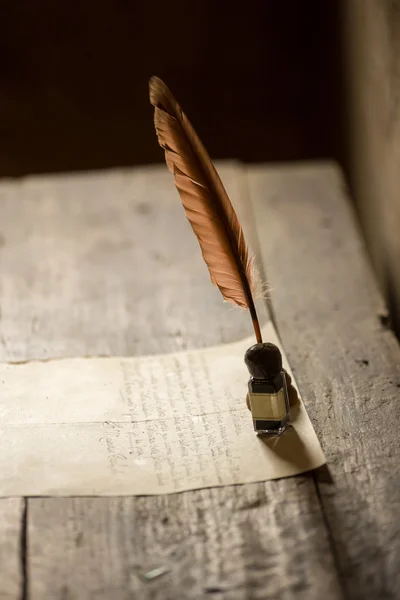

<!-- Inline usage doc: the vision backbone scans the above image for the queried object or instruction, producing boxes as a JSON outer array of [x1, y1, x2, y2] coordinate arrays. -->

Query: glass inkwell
[[245, 342, 292, 435]]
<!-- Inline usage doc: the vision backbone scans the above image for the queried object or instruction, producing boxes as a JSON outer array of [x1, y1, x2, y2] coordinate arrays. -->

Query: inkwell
[[245, 342, 297, 435]]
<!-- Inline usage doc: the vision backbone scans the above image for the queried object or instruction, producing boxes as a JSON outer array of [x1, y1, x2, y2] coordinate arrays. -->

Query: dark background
[[0, 1, 342, 177]]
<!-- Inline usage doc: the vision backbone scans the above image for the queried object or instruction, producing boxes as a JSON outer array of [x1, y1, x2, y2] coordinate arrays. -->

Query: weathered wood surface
[[250, 162, 400, 600], [29, 482, 335, 600], [0, 161, 399, 599], [0, 499, 24, 600], [342, 0, 400, 332], [0, 164, 340, 599]]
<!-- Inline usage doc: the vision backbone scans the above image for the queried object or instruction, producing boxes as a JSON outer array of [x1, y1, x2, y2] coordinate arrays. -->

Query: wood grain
[[0, 499, 24, 600], [249, 162, 400, 600], [0, 163, 341, 599], [0, 165, 252, 361], [29, 481, 337, 600]]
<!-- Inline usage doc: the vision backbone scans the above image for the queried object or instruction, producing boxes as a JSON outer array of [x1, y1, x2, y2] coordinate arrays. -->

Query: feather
[[149, 76, 262, 343]]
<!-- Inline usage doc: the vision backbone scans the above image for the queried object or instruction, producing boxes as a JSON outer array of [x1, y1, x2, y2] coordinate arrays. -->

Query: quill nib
[[149, 76, 262, 343]]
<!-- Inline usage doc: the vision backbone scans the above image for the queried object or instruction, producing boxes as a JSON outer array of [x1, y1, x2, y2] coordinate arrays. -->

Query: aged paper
[[0, 322, 325, 496]]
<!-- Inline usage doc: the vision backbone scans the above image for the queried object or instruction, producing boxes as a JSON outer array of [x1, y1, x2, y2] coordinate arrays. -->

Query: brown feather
[[149, 76, 262, 343]]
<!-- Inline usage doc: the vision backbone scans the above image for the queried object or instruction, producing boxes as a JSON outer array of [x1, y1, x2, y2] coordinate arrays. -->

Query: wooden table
[[1, 162, 399, 600]]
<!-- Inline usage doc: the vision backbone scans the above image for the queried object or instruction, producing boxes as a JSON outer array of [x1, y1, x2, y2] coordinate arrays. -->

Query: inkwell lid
[[244, 342, 282, 379]]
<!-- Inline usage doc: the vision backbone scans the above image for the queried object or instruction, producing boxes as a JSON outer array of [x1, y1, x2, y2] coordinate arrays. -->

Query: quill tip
[[149, 75, 161, 88], [149, 76, 176, 115], [149, 76, 169, 106], [149, 76, 162, 102]]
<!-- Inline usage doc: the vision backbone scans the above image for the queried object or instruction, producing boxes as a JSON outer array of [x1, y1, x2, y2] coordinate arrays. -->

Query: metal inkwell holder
[[245, 342, 298, 436]]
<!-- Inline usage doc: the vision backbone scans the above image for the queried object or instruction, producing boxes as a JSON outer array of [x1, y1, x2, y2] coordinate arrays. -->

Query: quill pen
[[149, 76, 262, 343]]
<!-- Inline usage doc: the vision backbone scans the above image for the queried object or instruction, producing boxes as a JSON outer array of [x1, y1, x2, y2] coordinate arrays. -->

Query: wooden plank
[[0, 499, 24, 600], [249, 162, 400, 600], [0, 164, 252, 360], [29, 482, 335, 600], [0, 164, 342, 599], [342, 0, 400, 332], [0, 214, 28, 600]]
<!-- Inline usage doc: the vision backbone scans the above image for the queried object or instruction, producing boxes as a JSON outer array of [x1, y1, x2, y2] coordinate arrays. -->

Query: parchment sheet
[[0, 322, 325, 496]]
